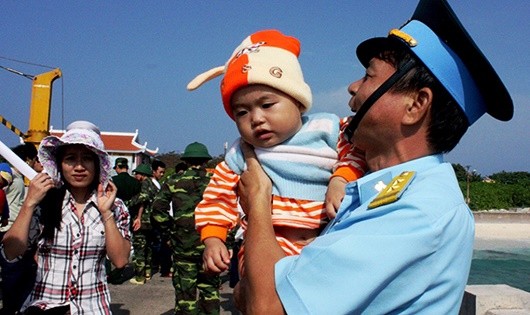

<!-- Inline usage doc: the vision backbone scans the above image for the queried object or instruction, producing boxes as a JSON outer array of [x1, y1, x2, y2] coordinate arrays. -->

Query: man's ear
[[403, 87, 433, 125]]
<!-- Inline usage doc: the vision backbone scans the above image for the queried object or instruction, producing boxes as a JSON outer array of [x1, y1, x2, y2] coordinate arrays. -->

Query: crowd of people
[[0, 0, 514, 314]]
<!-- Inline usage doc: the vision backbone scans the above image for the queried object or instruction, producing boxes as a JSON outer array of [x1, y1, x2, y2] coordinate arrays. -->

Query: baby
[[187, 29, 366, 273]]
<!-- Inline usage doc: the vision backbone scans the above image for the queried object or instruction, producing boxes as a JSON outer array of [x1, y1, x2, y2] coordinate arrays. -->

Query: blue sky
[[1, 1, 528, 176]]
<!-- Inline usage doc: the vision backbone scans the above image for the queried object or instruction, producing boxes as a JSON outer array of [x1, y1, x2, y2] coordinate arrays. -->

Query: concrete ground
[[2, 211, 528, 314], [0, 264, 239, 315], [108, 268, 239, 315]]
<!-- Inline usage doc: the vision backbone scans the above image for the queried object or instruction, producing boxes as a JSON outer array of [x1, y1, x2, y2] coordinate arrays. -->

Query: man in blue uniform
[[234, 0, 513, 314]]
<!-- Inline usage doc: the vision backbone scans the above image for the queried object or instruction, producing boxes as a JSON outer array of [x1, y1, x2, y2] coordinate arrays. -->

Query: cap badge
[[389, 29, 417, 47]]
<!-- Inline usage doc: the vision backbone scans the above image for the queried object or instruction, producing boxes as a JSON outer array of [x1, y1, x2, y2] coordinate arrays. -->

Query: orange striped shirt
[[195, 116, 366, 254]]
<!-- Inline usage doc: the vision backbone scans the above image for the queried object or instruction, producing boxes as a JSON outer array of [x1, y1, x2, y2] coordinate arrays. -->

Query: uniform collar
[[347, 154, 444, 205]]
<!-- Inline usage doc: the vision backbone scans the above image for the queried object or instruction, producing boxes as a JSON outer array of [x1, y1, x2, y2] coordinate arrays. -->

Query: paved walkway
[[108, 269, 239, 315]]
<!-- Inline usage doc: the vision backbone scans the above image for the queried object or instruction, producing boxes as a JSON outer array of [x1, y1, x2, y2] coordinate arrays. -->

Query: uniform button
[[74, 249, 78, 254], [73, 265, 77, 269]]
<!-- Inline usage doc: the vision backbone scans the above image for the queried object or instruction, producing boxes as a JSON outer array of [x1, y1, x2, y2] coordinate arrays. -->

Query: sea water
[[468, 248, 530, 292]]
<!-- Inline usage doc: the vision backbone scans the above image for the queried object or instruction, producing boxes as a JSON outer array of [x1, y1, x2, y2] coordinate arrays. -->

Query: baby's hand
[[202, 237, 231, 274], [325, 176, 347, 219]]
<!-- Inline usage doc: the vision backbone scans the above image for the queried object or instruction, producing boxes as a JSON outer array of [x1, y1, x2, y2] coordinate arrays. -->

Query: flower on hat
[[38, 121, 111, 187]]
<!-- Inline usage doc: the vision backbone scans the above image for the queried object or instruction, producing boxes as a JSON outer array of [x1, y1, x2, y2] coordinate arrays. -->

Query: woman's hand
[[237, 141, 272, 216], [25, 173, 55, 208], [3, 172, 54, 260], [97, 181, 117, 214]]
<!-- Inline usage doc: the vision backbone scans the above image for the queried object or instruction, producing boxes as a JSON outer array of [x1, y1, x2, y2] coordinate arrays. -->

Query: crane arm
[[25, 68, 62, 147], [0, 115, 26, 138]]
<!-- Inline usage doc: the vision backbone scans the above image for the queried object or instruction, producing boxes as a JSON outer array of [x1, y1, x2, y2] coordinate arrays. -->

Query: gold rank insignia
[[368, 171, 416, 209]]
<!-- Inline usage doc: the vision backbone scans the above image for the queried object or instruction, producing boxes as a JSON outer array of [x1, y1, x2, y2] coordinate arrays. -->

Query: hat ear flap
[[187, 66, 225, 91]]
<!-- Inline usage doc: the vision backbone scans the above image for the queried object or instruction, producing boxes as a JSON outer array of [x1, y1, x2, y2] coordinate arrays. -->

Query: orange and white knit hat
[[187, 29, 312, 120]]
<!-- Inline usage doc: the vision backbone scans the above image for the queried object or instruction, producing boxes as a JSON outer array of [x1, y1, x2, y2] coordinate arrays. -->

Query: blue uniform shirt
[[275, 155, 474, 314]]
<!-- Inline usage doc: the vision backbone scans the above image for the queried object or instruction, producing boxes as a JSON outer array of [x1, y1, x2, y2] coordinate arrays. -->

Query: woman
[[1, 121, 131, 314]]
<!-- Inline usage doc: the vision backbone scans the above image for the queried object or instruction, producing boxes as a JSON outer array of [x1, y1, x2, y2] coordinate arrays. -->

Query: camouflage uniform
[[129, 177, 159, 282], [152, 166, 220, 315]]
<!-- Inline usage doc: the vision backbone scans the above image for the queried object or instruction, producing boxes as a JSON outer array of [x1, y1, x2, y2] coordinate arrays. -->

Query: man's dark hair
[[182, 157, 210, 167], [174, 162, 188, 174], [12, 143, 38, 161], [152, 159, 166, 171], [378, 48, 469, 153]]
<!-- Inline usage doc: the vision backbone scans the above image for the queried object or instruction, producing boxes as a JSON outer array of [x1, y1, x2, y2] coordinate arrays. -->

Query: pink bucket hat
[[187, 29, 312, 120], [38, 120, 112, 187]]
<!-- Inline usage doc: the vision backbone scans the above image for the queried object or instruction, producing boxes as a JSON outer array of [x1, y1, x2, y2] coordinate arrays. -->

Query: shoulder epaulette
[[368, 171, 416, 209]]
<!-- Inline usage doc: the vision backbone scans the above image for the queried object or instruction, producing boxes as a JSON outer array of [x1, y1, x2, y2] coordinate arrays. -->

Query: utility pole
[[465, 165, 471, 205]]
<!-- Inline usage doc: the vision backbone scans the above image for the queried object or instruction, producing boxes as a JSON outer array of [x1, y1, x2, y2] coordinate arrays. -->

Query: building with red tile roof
[[50, 127, 158, 172]]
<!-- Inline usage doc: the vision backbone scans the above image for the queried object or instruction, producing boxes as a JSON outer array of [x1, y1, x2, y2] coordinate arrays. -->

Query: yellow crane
[[0, 67, 62, 148]]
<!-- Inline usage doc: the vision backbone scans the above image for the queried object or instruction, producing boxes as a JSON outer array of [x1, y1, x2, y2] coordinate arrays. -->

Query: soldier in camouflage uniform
[[152, 142, 220, 315], [129, 163, 159, 284]]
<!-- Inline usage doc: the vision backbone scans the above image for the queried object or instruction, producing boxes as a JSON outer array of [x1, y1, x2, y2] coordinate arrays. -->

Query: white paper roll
[[0, 139, 38, 180]]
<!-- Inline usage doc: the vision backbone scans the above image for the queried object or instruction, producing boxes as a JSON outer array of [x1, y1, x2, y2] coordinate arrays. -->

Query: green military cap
[[114, 157, 129, 168], [181, 142, 212, 160], [133, 163, 153, 176]]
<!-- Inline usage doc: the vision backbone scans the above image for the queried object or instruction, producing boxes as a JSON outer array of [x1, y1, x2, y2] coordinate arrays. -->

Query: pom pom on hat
[[187, 29, 312, 120]]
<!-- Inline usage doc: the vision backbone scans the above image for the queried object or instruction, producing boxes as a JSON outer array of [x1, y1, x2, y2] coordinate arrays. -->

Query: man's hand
[[132, 217, 142, 231], [202, 237, 231, 273], [235, 141, 285, 314], [238, 141, 272, 216], [325, 176, 347, 219]]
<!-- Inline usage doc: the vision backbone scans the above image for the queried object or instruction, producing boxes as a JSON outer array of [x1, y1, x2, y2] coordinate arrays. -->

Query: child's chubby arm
[[325, 117, 367, 219], [202, 236, 231, 274], [325, 176, 348, 219]]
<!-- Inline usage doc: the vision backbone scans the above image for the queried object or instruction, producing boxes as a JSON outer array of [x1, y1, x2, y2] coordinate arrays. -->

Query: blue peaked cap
[[356, 0, 513, 125]]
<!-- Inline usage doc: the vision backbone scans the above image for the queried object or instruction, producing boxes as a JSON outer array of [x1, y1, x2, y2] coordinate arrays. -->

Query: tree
[[452, 163, 482, 182], [455, 170, 530, 210], [490, 171, 530, 186], [452, 163, 467, 182]]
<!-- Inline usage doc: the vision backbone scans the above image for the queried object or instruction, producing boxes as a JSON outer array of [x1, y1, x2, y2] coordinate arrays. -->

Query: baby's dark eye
[[234, 110, 248, 117]]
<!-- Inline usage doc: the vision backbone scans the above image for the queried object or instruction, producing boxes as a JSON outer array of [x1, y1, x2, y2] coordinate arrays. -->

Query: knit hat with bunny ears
[[187, 29, 312, 120]]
